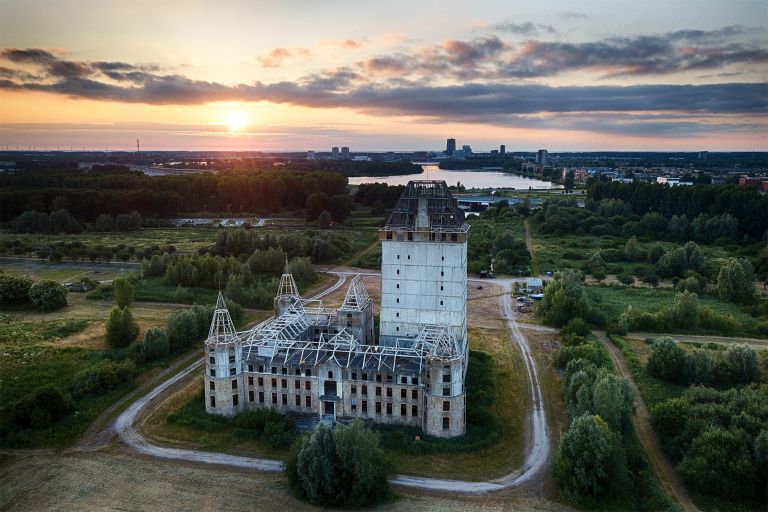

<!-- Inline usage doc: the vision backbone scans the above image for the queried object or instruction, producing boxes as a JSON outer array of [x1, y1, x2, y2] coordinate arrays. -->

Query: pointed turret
[[340, 275, 373, 312], [274, 273, 301, 317], [207, 292, 238, 344]]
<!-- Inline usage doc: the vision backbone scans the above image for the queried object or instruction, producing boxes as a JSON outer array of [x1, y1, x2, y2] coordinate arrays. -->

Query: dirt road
[[595, 332, 699, 512], [111, 273, 552, 494]]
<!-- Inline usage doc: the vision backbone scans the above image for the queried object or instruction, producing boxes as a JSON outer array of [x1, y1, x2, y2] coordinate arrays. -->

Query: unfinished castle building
[[204, 180, 469, 437]]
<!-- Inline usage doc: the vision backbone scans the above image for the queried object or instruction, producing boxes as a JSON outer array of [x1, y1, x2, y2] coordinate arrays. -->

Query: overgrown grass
[[585, 284, 760, 335]]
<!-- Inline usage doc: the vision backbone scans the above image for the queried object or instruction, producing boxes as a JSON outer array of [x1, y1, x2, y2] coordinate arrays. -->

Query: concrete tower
[[204, 293, 244, 416], [378, 181, 468, 345]]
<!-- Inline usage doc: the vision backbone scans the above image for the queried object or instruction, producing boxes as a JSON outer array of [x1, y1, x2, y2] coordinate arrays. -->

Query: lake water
[[347, 164, 561, 189]]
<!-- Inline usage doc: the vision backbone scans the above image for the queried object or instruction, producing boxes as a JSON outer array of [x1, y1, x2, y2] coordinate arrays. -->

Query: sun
[[226, 111, 248, 131]]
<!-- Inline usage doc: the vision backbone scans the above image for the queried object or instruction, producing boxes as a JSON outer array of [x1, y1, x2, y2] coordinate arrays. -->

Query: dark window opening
[[232, 394, 239, 406]]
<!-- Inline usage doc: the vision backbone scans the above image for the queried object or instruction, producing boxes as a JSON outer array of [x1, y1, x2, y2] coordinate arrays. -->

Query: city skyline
[[0, 0, 766, 151]]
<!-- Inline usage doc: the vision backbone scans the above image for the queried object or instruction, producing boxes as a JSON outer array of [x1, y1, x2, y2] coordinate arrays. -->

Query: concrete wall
[[424, 359, 466, 437], [380, 239, 467, 343]]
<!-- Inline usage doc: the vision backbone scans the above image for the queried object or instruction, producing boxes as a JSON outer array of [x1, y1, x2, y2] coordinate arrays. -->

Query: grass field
[[585, 284, 761, 334], [140, 325, 529, 480]]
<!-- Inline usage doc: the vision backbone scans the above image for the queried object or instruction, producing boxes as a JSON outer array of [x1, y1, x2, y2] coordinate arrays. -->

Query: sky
[[0, 0, 766, 152]]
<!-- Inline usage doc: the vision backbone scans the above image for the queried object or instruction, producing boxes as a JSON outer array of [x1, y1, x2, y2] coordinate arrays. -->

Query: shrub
[[716, 257, 756, 304], [0, 274, 33, 307], [28, 280, 68, 312], [286, 421, 390, 508], [647, 337, 687, 383], [105, 306, 139, 348], [10, 385, 74, 429], [71, 360, 136, 399], [143, 327, 169, 361]]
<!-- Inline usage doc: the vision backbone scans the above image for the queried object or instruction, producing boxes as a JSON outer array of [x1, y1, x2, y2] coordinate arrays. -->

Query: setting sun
[[226, 111, 248, 131]]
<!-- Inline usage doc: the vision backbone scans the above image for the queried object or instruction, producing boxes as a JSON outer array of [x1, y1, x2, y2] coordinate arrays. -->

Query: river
[[347, 164, 561, 189]]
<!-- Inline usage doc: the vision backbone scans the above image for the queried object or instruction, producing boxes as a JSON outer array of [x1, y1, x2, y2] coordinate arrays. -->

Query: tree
[[723, 344, 759, 384], [105, 306, 139, 348], [592, 373, 635, 432], [553, 415, 625, 504], [327, 194, 352, 222], [624, 236, 641, 262], [305, 192, 329, 221], [166, 309, 200, 352], [317, 210, 331, 229], [286, 421, 389, 507], [143, 327, 169, 361], [28, 280, 68, 312], [10, 385, 74, 429], [647, 337, 686, 383], [94, 214, 114, 232], [535, 269, 593, 327], [617, 274, 635, 287], [112, 277, 134, 308], [716, 257, 756, 304]]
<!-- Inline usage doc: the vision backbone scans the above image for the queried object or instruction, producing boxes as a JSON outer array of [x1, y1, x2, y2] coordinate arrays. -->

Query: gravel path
[[114, 273, 552, 494]]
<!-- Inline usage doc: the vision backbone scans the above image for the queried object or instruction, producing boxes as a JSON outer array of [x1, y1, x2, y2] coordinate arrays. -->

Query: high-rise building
[[332, 146, 339, 159], [462, 144, 472, 155], [446, 138, 456, 156], [341, 146, 350, 159], [306, 150, 315, 160], [500, 144, 506, 155], [537, 149, 548, 166], [699, 151, 708, 160]]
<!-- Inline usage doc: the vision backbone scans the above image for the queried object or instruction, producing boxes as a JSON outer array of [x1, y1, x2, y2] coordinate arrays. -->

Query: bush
[[71, 360, 136, 399], [647, 337, 687, 383], [105, 306, 139, 348], [28, 280, 68, 312], [10, 385, 75, 429], [286, 421, 390, 508], [143, 327, 169, 361], [0, 274, 33, 307]]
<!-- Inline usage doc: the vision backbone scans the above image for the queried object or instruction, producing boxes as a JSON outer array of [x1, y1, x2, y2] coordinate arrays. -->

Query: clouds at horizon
[[1, 23, 766, 145]]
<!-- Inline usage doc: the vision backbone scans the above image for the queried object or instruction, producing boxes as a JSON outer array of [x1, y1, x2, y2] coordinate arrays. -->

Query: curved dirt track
[[115, 273, 551, 494]]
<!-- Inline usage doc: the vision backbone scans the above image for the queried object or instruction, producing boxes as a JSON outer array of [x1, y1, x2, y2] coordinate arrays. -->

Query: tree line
[[0, 166, 349, 220], [587, 181, 768, 241]]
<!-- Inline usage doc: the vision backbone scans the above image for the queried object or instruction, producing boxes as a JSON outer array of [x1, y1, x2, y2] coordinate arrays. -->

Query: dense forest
[[0, 166, 348, 220], [588, 180, 768, 240]]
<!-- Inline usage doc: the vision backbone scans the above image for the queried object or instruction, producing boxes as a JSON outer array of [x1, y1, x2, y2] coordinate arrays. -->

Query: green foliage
[[624, 236, 642, 261], [112, 277, 134, 308], [592, 373, 636, 432], [71, 360, 136, 399], [233, 408, 297, 448], [647, 337, 687, 383], [105, 306, 139, 348], [286, 421, 390, 508], [28, 280, 68, 312], [142, 327, 169, 361], [167, 309, 204, 352], [651, 385, 768, 505], [167, 391, 229, 432], [0, 273, 33, 307], [9, 385, 74, 429], [535, 269, 599, 327], [716, 257, 756, 304], [553, 414, 626, 505]]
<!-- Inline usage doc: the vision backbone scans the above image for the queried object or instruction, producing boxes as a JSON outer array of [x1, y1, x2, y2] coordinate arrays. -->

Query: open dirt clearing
[[0, 451, 574, 512]]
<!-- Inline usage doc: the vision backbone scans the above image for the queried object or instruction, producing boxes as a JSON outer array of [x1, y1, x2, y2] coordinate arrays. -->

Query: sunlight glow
[[226, 111, 248, 131]]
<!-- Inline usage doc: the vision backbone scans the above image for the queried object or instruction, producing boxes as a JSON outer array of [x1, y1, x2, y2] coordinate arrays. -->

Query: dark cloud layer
[[0, 28, 766, 136]]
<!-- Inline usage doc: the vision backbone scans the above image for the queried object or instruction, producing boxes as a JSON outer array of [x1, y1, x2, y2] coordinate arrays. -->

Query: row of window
[[244, 366, 420, 386], [208, 368, 236, 377], [385, 231, 459, 241]]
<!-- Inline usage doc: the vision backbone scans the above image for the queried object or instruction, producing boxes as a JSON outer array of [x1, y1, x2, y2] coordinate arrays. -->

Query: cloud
[[0, 48, 57, 63], [320, 39, 363, 49], [491, 21, 556, 36], [559, 11, 588, 20], [257, 47, 310, 67]]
